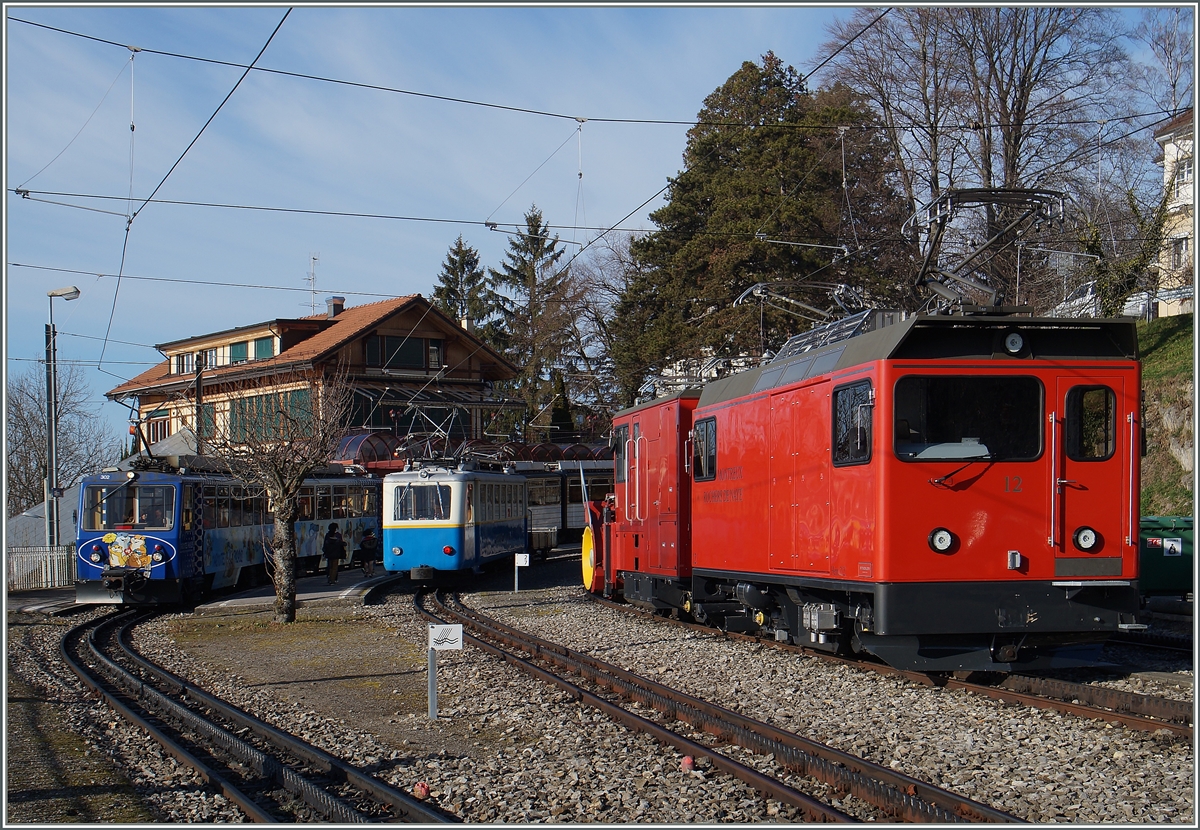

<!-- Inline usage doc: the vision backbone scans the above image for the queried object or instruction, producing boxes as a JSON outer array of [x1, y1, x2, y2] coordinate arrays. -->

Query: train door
[[769, 390, 797, 571], [1051, 377, 1132, 576], [795, 382, 832, 574], [464, 481, 477, 565], [655, 403, 678, 571]]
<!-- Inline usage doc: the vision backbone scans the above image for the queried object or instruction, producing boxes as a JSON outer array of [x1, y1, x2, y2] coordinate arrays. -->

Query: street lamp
[[46, 286, 80, 547]]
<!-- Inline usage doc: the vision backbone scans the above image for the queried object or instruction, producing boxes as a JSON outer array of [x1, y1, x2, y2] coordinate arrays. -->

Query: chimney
[[460, 317, 473, 333], [326, 296, 345, 318]]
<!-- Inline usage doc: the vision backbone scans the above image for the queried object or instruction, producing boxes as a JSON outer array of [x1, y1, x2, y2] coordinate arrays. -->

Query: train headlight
[[89, 550, 103, 563], [442, 545, 456, 556], [928, 527, 955, 553], [1073, 526, 1099, 551], [1003, 330, 1024, 355], [392, 547, 402, 556]]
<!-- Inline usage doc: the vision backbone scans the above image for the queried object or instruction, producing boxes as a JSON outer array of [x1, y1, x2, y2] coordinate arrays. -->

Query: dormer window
[[366, 335, 443, 370], [230, 341, 248, 364], [175, 352, 194, 374], [254, 336, 274, 360]]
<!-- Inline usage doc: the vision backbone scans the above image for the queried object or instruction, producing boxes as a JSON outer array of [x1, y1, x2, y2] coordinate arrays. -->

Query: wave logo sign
[[428, 624, 463, 651]]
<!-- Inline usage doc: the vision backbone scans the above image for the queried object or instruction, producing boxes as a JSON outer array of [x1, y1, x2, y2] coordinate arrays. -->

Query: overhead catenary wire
[[7, 187, 1174, 247], [95, 8, 292, 370], [16, 54, 131, 191], [486, 125, 581, 224], [9, 16, 1179, 134]]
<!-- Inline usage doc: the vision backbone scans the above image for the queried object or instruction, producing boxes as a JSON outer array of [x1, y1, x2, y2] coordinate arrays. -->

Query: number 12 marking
[[1004, 476, 1022, 492]]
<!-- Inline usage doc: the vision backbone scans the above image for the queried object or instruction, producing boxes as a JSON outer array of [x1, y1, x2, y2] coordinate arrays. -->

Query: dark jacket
[[356, 533, 378, 563], [322, 532, 346, 562]]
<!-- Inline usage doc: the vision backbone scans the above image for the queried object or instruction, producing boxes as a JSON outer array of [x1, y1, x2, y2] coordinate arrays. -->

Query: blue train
[[382, 463, 526, 579], [74, 467, 381, 605], [381, 459, 614, 579]]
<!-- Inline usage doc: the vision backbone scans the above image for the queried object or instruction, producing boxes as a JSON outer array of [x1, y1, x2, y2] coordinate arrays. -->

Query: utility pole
[[194, 350, 205, 454], [46, 286, 81, 547]]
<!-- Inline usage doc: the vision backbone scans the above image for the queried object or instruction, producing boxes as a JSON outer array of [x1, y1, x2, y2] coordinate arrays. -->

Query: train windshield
[[893, 376, 1042, 461], [393, 483, 452, 521], [83, 484, 176, 531]]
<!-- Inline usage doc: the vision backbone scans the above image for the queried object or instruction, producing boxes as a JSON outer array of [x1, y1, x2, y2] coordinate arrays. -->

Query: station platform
[[192, 571, 404, 615], [6, 571, 406, 617]]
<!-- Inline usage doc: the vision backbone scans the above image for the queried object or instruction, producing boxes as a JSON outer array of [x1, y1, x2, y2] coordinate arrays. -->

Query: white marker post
[[514, 552, 530, 593], [427, 623, 463, 719]]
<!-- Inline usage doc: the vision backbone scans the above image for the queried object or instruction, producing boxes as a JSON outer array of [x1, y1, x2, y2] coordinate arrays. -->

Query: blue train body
[[74, 468, 380, 605], [382, 465, 528, 577]]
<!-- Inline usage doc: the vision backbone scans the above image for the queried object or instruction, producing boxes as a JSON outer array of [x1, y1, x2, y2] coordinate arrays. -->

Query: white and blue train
[[382, 459, 614, 579]]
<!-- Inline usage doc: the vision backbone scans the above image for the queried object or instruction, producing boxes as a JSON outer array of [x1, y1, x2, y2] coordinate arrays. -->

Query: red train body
[[591, 312, 1144, 672]]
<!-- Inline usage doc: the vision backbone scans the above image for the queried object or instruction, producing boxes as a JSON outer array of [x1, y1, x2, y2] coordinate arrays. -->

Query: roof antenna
[[305, 252, 320, 314]]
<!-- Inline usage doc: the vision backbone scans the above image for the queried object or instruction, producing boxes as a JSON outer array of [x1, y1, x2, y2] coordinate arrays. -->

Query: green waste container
[[1139, 516, 1193, 598]]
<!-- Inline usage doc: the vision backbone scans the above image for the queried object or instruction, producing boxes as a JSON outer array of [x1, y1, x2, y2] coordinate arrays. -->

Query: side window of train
[[202, 485, 216, 530], [1066, 385, 1116, 461], [465, 483, 474, 524], [833, 380, 873, 466], [182, 485, 194, 531], [613, 425, 629, 482], [693, 418, 717, 481], [316, 486, 332, 521]]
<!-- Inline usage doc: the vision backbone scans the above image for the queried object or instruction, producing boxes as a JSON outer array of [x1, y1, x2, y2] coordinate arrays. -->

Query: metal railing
[[7, 546, 77, 591]]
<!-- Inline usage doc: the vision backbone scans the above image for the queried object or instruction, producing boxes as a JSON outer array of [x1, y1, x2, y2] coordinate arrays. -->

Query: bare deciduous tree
[[201, 365, 353, 623], [820, 7, 1139, 308], [1129, 7, 1194, 118], [6, 363, 121, 517]]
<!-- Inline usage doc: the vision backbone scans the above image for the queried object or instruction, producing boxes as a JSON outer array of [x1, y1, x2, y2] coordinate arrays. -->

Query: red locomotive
[[585, 310, 1145, 672]]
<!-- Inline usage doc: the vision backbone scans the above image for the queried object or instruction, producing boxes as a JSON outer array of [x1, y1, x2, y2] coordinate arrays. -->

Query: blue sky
[[5, 3, 855, 437]]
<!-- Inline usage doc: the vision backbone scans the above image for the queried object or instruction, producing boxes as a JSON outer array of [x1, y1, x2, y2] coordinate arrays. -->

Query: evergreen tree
[[549, 369, 574, 442], [487, 206, 576, 438], [611, 53, 911, 403], [431, 236, 490, 329]]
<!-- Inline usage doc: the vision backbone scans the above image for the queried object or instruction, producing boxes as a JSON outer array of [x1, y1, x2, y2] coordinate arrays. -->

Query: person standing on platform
[[323, 523, 346, 584], [357, 527, 378, 577]]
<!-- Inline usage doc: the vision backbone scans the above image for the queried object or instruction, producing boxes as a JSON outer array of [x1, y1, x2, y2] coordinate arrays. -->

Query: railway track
[[1110, 627, 1193, 654], [588, 594, 1193, 741], [421, 589, 1023, 823], [59, 610, 456, 824]]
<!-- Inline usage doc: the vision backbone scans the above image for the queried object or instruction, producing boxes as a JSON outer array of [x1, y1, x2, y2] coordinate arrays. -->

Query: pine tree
[[487, 206, 576, 438], [431, 236, 490, 329]]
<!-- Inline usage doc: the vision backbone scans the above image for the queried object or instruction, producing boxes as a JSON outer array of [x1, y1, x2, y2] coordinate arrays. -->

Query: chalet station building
[[105, 295, 520, 460]]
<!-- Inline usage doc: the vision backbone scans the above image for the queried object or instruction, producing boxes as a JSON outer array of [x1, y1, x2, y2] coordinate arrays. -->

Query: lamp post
[[46, 286, 80, 547]]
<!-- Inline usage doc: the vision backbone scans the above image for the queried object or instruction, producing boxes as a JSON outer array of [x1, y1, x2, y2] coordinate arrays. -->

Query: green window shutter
[[230, 341, 248, 364], [254, 336, 274, 360]]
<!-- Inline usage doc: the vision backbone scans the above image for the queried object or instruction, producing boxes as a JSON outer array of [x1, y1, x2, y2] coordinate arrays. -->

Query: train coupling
[[100, 566, 149, 592]]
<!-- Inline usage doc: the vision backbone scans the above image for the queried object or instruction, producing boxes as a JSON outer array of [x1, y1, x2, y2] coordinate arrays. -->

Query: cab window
[[894, 376, 1042, 462], [693, 418, 717, 481], [833, 381, 873, 465]]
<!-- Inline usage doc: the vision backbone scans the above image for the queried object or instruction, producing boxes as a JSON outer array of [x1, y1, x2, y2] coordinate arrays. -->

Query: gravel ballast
[[8, 555, 1195, 823]]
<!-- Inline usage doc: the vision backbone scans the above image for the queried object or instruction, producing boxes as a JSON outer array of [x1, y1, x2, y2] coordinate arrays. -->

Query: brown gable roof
[[276, 295, 422, 365], [106, 295, 516, 400], [1154, 108, 1194, 141]]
